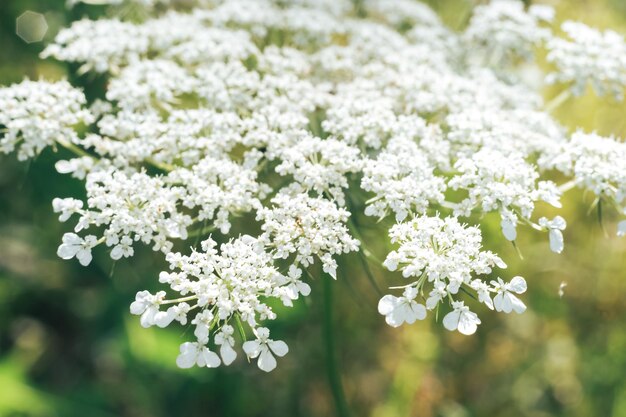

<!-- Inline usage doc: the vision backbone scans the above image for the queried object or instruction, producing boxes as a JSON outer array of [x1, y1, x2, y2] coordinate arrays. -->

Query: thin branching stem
[[323, 277, 351, 417]]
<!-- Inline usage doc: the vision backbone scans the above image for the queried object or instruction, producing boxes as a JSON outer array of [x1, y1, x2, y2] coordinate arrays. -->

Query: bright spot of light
[[16, 11, 48, 44]]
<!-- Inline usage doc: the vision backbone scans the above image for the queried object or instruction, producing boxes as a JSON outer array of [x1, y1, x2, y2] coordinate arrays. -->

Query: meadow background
[[1, 0, 626, 416]]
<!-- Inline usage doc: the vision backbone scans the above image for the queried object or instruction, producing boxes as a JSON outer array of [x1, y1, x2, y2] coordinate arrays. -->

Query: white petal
[[385, 310, 403, 327], [57, 243, 79, 260], [154, 310, 175, 328], [199, 348, 221, 368], [268, 340, 289, 357], [140, 306, 157, 328], [76, 248, 93, 266], [501, 219, 517, 241], [324, 264, 337, 279], [551, 216, 567, 230], [411, 302, 427, 321], [457, 312, 479, 335], [500, 293, 514, 313], [55, 160, 73, 174], [483, 295, 494, 310], [220, 344, 237, 366], [298, 282, 311, 296], [508, 294, 527, 314], [395, 304, 414, 325], [493, 293, 504, 312], [549, 229, 564, 254], [508, 276, 527, 294], [62, 233, 82, 245], [176, 343, 198, 369], [110, 245, 124, 260], [130, 301, 146, 315], [378, 295, 398, 316], [442, 310, 460, 331], [257, 347, 277, 372], [426, 295, 440, 310], [242, 340, 261, 358], [194, 324, 209, 342]]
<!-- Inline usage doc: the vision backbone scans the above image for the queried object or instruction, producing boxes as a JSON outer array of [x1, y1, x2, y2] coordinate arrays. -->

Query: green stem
[[544, 90, 571, 113], [323, 277, 351, 417], [56, 138, 92, 158]]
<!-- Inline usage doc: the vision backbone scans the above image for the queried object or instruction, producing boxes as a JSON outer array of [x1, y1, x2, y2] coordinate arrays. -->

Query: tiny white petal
[[457, 312, 480, 335], [268, 340, 289, 357], [243, 340, 261, 358], [257, 347, 277, 372], [199, 348, 221, 368], [220, 344, 237, 366], [378, 295, 397, 316], [443, 310, 460, 332], [549, 229, 564, 254], [509, 276, 527, 293]]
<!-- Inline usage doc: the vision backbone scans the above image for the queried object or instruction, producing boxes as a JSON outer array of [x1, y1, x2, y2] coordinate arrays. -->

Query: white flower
[[449, 149, 551, 236], [257, 192, 359, 274], [547, 21, 626, 98], [443, 301, 481, 336], [361, 136, 445, 221], [130, 290, 165, 328], [501, 216, 518, 242], [492, 276, 527, 314], [52, 198, 83, 222], [4, 0, 624, 372], [470, 279, 494, 310], [274, 133, 363, 204], [549, 132, 626, 213], [57, 233, 98, 266], [0, 80, 93, 161], [378, 287, 427, 327], [154, 303, 190, 328], [110, 235, 134, 260], [214, 325, 237, 366], [463, 0, 551, 67], [242, 327, 289, 372], [539, 216, 567, 254], [284, 265, 311, 299], [382, 215, 509, 330], [192, 309, 215, 343], [55, 157, 95, 180], [133, 236, 300, 369], [426, 281, 448, 310], [176, 342, 221, 369]]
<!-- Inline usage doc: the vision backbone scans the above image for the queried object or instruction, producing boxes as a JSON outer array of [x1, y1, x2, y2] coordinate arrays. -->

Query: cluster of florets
[[547, 21, 626, 98], [2, 0, 626, 372], [378, 216, 526, 335], [131, 236, 299, 371], [0, 80, 93, 160], [257, 191, 360, 279]]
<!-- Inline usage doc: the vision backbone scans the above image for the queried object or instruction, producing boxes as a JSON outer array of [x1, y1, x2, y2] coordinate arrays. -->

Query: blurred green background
[[1, 1, 626, 416]]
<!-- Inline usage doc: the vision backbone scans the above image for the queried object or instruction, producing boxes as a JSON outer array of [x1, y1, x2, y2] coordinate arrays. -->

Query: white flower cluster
[[547, 21, 626, 98], [2, 0, 626, 372], [274, 134, 363, 204], [257, 191, 359, 278], [0, 80, 93, 160], [131, 236, 301, 371], [448, 149, 562, 242], [54, 169, 192, 258], [463, 0, 552, 67], [556, 131, 626, 202], [379, 216, 525, 335], [361, 137, 445, 221]]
